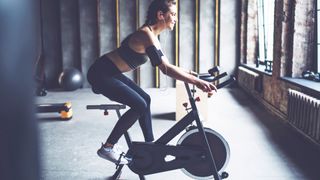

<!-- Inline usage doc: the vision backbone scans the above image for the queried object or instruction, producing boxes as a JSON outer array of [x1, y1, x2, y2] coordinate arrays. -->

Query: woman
[[87, 0, 216, 165]]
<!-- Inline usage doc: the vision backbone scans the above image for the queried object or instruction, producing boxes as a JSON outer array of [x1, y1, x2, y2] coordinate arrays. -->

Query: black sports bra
[[117, 34, 149, 69]]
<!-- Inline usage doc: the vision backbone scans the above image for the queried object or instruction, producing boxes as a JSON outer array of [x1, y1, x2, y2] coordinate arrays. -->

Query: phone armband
[[146, 45, 163, 67]]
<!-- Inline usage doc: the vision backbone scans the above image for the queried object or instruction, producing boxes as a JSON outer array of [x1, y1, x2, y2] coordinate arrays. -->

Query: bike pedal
[[115, 153, 129, 169], [125, 156, 133, 163]]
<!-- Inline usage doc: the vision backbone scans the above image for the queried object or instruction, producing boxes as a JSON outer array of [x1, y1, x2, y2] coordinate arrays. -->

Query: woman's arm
[[158, 57, 217, 93], [137, 28, 216, 92]]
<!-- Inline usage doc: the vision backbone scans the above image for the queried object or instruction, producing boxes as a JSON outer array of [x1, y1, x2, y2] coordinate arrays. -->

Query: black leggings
[[87, 56, 154, 144]]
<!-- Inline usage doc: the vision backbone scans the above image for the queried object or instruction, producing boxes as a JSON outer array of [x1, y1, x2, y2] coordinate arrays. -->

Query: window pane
[[318, 9, 320, 72], [257, 0, 266, 62], [318, 11, 320, 43], [257, 0, 274, 64], [264, 0, 274, 60]]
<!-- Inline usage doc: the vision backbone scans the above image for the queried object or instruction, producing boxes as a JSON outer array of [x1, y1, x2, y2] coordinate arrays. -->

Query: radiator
[[288, 89, 320, 143], [238, 66, 262, 93]]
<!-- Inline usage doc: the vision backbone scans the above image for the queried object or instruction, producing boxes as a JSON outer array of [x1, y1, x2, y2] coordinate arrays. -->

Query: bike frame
[[89, 81, 225, 180], [149, 82, 220, 180]]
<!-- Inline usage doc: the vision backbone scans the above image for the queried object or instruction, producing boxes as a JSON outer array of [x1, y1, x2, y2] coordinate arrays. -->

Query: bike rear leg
[[139, 174, 146, 180], [112, 165, 145, 180], [112, 165, 123, 180]]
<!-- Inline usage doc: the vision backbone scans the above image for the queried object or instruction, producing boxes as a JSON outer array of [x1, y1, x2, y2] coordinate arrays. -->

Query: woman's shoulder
[[130, 26, 155, 47], [134, 26, 153, 39]]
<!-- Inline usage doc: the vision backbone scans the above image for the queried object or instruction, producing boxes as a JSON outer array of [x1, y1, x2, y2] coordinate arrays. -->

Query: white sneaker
[[97, 144, 129, 165]]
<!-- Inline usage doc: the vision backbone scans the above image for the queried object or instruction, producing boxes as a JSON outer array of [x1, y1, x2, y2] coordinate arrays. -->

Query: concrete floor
[[36, 87, 320, 180]]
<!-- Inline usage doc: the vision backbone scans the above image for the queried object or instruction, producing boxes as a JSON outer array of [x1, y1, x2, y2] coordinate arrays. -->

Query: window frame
[[256, 0, 275, 73]]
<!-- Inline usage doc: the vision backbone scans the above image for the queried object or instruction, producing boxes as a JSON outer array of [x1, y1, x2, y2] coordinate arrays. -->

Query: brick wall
[[238, 0, 316, 117], [240, 0, 248, 64], [292, 0, 315, 77], [280, 0, 294, 77], [246, 0, 258, 64]]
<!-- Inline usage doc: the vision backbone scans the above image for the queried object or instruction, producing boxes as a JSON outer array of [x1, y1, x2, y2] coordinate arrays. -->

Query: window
[[317, 0, 320, 72], [257, 0, 275, 72]]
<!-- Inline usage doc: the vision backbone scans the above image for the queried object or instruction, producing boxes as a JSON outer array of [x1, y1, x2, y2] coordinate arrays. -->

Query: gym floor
[[36, 87, 320, 180]]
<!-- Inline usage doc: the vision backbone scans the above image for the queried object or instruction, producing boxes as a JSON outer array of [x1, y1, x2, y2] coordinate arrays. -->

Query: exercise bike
[[87, 67, 235, 180]]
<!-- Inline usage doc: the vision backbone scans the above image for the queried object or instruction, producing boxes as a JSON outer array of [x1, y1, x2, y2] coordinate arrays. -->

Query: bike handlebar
[[198, 66, 236, 89], [216, 76, 236, 89]]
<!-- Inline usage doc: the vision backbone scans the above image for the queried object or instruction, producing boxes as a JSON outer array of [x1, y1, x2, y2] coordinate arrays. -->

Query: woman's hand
[[189, 70, 217, 94], [195, 79, 217, 93]]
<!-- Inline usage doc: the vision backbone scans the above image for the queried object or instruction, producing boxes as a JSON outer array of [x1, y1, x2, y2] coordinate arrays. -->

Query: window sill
[[281, 77, 320, 93], [239, 64, 320, 96], [240, 63, 272, 76]]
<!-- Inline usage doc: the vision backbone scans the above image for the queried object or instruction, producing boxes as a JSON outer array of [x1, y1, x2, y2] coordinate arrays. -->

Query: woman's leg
[[94, 74, 151, 145], [114, 74, 154, 142]]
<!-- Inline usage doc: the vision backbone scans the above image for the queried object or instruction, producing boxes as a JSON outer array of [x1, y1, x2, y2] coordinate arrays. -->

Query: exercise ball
[[58, 68, 83, 91]]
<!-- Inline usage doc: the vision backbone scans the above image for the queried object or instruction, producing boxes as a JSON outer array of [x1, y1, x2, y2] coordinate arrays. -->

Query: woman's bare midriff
[[105, 50, 132, 73]]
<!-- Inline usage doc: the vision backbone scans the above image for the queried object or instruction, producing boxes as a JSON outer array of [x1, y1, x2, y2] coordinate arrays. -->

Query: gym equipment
[[58, 68, 84, 91], [176, 66, 227, 121], [87, 67, 235, 180], [36, 102, 73, 120], [35, 87, 47, 96], [208, 66, 220, 76]]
